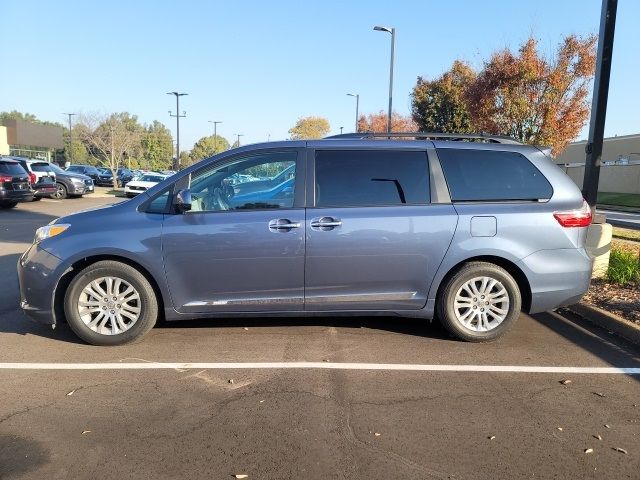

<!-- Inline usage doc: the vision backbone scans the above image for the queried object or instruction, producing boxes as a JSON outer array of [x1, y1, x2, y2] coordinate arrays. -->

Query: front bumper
[[17, 244, 65, 325], [68, 182, 94, 195], [517, 248, 593, 314]]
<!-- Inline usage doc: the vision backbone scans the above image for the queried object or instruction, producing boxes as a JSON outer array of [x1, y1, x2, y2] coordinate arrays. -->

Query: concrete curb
[[568, 302, 640, 346]]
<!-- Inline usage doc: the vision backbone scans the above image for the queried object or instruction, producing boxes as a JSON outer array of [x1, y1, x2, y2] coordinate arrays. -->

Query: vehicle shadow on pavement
[[532, 310, 640, 376], [0, 208, 59, 244], [155, 315, 453, 340]]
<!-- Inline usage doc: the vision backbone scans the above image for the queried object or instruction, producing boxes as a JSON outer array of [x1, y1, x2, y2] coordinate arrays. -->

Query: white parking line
[[0, 362, 638, 374]]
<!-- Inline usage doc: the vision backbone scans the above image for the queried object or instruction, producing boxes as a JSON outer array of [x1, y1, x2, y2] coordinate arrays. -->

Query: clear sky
[[2, 0, 638, 150]]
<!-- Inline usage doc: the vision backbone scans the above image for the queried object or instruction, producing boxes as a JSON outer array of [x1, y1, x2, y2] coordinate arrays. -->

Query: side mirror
[[175, 188, 192, 213]]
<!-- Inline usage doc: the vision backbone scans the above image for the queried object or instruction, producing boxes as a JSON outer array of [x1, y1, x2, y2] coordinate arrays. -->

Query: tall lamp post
[[167, 92, 188, 170], [346, 93, 359, 133], [235, 134, 244, 147], [373, 25, 395, 133], [208, 120, 222, 152], [62, 112, 76, 165]]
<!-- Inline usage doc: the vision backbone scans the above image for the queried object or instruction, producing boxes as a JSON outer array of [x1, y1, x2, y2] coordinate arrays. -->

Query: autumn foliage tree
[[357, 111, 417, 133], [288, 116, 330, 139], [411, 60, 477, 134], [411, 35, 596, 155]]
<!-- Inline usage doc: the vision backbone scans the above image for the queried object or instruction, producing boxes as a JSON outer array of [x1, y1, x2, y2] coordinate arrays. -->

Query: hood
[[61, 171, 91, 181]]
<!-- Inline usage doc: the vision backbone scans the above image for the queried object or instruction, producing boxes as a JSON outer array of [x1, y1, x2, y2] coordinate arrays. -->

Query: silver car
[[18, 133, 593, 345]]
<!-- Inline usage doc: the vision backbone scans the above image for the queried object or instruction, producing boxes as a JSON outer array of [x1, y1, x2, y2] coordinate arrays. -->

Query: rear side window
[[437, 149, 553, 202], [0, 162, 26, 175], [315, 150, 429, 207]]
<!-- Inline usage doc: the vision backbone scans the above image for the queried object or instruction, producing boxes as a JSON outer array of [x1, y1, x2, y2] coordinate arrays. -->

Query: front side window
[[437, 148, 553, 202], [314, 150, 429, 207], [188, 151, 297, 212]]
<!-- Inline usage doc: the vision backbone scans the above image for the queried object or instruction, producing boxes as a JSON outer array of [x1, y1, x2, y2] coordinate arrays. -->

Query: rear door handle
[[310, 216, 342, 230], [269, 219, 301, 232]]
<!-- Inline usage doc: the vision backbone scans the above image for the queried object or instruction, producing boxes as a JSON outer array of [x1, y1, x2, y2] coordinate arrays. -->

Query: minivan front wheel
[[64, 261, 158, 345], [437, 262, 521, 342]]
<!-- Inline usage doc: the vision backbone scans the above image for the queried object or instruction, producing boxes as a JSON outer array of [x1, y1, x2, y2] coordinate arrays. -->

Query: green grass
[[606, 248, 640, 285], [597, 192, 640, 208]]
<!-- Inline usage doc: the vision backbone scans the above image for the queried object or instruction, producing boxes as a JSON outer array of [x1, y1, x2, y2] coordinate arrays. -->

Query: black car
[[65, 164, 101, 182], [95, 167, 134, 187], [0, 158, 34, 208], [48, 163, 94, 199]]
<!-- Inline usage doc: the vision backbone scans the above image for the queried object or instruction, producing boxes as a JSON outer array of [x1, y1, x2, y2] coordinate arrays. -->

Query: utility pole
[[374, 26, 395, 133], [208, 120, 222, 153], [582, 0, 618, 211], [167, 92, 188, 170], [62, 112, 76, 165]]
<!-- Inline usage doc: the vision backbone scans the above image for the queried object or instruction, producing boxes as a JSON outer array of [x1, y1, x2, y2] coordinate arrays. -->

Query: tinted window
[[67, 166, 82, 172], [437, 149, 553, 202], [315, 150, 429, 207], [30, 163, 54, 172], [146, 189, 171, 213], [0, 162, 26, 175]]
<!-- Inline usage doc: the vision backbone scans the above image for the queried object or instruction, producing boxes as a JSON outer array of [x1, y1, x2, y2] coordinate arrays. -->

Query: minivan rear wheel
[[64, 260, 158, 345], [437, 261, 521, 342]]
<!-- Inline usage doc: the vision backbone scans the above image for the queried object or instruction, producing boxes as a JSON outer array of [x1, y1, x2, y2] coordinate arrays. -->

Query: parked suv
[[48, 163, 94, 199], [65, 164, 101, 182], [18, 133, 593, 346], [10, 157, 57, 200], [0, 158, 33, 208]]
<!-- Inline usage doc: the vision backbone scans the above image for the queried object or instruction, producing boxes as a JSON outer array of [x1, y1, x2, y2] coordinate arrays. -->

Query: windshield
[[0, 162, 26, 175], [140, 175, 165, 182]]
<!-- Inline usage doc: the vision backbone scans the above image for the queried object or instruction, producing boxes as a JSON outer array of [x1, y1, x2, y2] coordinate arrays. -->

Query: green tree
[[411, 60, 477, 133], [0, 110, 63, 127], [288, 116, 330, 139], [190, 134, 230, 162], [142, 121, 174, 170]]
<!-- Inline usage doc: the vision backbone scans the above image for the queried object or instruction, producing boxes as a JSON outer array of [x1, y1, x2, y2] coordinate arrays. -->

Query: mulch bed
[[582, 240, 640, 325]]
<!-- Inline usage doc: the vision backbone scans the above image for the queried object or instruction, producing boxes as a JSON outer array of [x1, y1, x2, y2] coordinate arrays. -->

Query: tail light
[[554, 200, 592, 228], [0, 175, 13, 183], [28, 172, 37, 184]]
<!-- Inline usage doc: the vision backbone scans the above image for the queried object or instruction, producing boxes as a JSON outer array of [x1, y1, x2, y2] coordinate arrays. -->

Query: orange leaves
[[357, 111, 417, 133]]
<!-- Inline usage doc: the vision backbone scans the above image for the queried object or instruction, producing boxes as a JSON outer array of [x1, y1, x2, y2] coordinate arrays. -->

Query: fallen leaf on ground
[[584, 448, 593, 454], [592, 392, 606, 397], [488, 436, 496, 440], [613, 447, 628, 454], [243, 327, 248, 331], [593, 435, 602, 441], [228, 379, 234, 384], [66, 390, 76, 396], [604, 424, 611, 429], [259, 400, 264, 403], [374, 432, 381, 437], [560, 379, 572, 385], [81, 430, 91, 435], [233, 475, 249, 479], [557, 427, 563, 431]]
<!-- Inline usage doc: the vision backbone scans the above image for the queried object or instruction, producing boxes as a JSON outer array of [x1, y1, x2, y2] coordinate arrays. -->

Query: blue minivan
[[18, 133, 593, 345]]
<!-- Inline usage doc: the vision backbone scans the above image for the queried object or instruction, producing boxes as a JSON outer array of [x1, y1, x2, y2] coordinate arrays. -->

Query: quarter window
[[188, 152, 297, 212], [437, 149, 553, 202], [314, 150, 429, 207]]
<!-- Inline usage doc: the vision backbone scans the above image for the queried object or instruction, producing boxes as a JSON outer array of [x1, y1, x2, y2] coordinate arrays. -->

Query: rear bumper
[[34, 185, 57, 197], [517, 248, 593, 314], [17, 244, 64, 325], [0, 189, 34, 203]]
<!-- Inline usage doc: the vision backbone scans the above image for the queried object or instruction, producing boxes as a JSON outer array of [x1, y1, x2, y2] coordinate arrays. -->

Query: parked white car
[[124, 173, 168, 198]]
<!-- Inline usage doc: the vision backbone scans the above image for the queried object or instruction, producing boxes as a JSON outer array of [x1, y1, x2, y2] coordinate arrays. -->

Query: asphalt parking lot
[[1, 197, 639, 479]]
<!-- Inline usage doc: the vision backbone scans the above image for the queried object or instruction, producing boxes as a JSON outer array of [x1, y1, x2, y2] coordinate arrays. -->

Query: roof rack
[[324, 131, 523, 145]]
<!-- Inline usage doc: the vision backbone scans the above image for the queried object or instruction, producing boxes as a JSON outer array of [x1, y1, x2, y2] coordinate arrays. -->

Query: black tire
[[32, 197, 41, 201], [0, 202, 18, 209], [436, 261, 521, 342], [64, 260, 158, 346], [52, 182, 68, 199]]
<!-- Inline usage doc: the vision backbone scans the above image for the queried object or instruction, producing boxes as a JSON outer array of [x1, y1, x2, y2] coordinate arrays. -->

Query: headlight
[[34, 224, 70, 243], [71, 178, 84, 184]]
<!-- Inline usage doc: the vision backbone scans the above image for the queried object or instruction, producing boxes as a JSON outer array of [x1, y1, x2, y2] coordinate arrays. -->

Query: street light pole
[[346, 93, 359, 132], [374, 25, 395, 133], [208, 121, 222, 153], [167, 92, 188, 170], [340, 127, 344, 135], [235, 134, 244, 147], [62, 112, 76, 165]]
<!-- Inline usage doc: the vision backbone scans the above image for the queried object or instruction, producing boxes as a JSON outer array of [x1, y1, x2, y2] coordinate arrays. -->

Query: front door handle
[[310, 216, 342, 230], [269, 219, 301, 232]]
